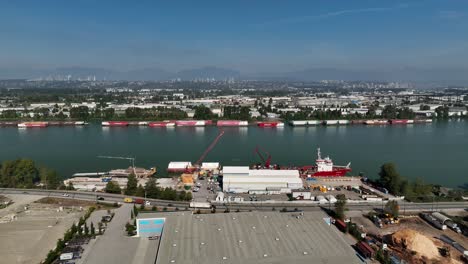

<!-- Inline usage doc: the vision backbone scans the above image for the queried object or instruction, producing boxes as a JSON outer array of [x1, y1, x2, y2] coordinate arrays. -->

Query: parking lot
[[191, 177, 218, 203]]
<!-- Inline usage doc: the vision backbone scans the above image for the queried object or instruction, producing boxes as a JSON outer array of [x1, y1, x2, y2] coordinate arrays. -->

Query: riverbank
[[0, 120, 467, 187]]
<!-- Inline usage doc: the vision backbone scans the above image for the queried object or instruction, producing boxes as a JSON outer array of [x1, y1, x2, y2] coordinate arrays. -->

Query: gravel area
[[0, 195, 85, 264]]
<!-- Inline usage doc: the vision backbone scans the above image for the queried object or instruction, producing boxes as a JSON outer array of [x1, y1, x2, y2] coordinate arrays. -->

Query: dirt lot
[[0, 195, 87, 264], [36, 197, 97, 207], [351, 211, 468, 263]]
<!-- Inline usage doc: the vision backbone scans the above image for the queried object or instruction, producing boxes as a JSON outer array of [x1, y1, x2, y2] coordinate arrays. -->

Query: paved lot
[[192, 177, 217, 203], [0, 195, 84, 264], [80, 203, 158, 264], [150, 211, 362, 264]]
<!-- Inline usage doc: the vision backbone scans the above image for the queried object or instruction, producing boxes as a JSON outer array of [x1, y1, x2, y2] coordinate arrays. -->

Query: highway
[[1, 188, 467, 213]]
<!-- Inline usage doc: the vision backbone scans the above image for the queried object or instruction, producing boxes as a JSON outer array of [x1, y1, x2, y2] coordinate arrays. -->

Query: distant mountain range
[[0, 66, 467, 83]]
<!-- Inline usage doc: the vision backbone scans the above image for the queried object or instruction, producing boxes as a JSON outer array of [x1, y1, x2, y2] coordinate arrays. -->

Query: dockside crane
[[192, 130, 225, 170], [97, 155, 136, 175], [254, 146, 272, 168]]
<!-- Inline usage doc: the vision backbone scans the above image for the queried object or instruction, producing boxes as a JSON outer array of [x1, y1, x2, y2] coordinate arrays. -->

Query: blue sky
[[1, 0, 467, 75]]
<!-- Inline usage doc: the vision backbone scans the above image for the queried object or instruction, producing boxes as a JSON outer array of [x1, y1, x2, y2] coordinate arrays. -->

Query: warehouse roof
[[168, 161, 192, 169], [152, 211, 361, 264], [223, 166, 250, 174], [201, 162, 220, 169], [223, 177, 302, 184], [249, 169, 300, 177]]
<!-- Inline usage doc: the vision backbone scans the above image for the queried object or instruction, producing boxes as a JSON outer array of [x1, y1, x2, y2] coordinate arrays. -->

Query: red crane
[[254, 146, 272, 168], [194, 130, 225, 166]]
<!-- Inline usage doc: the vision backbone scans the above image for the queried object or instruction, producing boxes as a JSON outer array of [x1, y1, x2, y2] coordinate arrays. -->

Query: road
[[1, 188, 467, 213], [0, 188, 189, 208]]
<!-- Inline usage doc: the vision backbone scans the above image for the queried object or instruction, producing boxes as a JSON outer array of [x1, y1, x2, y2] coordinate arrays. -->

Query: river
[[0, 120, 467, 187]]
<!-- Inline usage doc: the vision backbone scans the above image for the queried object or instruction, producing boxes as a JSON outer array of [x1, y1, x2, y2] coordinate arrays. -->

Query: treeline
[[72, 106, 189, 121], [105, 175, 192, 201], [0, 159, 63, 189], [281, 109, 370, 121], [376, 163, 467, 202], [192, 105, 251, 120]]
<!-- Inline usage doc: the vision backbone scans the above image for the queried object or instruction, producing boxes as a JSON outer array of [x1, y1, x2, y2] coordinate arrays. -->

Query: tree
[[98, 222, 103, 235], [105, 181, 122, 194], [419, 104, 430, 111], [40, 167, 61, 190], [334, 194, 347, 220], [145, 178, 160, 199], [90, 222, 95, 236], [125, 107, 143, 118], [193, 105, 215, 120], [70, 106, 90, 120], [135, 184, 145, 197], [70, 223, 78, 235], [103, 108, 115, 119], [84, 222, 89, 236], [378, 163, 403, 196], [382, 105, 398, 119], [0, 109, 18, 119], [125, 174, 138, 195], [66, 182, 75, 190], [435, 106, 449, 118], [133, 205, 139, 217], [185, 192, 192, 201], [0, 159, 40, 188], [385, 200, 399, 217]]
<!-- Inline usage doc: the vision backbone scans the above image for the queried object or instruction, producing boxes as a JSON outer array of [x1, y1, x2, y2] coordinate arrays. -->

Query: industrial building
[[222, 166, 303, 193], [139, 211, 362, 264]]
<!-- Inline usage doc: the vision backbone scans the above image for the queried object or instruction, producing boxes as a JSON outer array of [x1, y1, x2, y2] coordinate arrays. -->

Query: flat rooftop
[[140, 211, 361, 264]]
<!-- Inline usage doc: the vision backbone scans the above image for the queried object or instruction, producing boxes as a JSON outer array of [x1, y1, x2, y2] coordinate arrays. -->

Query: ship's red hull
[[102, 121, 129, 126], [300, 166, 351, 177], [257, 122, 283, 127], [217, 120, 248, 126], [148, 121, 175, 127]]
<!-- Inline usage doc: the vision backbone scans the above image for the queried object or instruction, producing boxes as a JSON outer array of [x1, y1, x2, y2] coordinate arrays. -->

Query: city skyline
[[1, 0, 468, 81]]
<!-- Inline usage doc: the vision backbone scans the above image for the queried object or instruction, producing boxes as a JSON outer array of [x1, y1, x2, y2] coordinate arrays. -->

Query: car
[[62, 193, 70, 197], [193, 187, 200, 192], [148, 235, 159, 240], [97, 196, 104, 200], [145, 201, 151, 206]]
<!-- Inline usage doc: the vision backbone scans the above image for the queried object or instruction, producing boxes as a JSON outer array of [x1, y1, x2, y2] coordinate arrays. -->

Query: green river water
[[0, 120, 467, 187]]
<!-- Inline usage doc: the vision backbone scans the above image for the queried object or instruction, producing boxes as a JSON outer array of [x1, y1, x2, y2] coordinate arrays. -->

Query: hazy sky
[[1, 0, 468, 74]]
